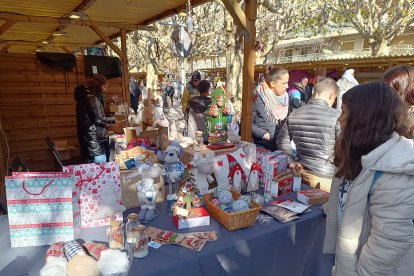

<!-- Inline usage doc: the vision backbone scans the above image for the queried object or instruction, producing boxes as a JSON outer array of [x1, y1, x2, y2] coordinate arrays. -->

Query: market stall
[[0, 1, 335, 276], [0, 188, 334, 276]]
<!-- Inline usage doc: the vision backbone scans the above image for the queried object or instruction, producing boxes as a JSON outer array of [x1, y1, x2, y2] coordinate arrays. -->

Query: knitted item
[[45, 242, 65, 260], [64, 241, 84, 260], [83, 242, 108, 260]]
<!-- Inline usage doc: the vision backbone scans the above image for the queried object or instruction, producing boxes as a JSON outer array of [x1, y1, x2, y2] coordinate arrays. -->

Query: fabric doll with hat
[[228, 163, 247, 193], [247, 162, 263, 192], [40, 241, 129, 276]]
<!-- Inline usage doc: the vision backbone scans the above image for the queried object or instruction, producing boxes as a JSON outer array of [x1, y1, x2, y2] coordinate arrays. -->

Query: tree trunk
[[225, 12, 243, 105], [370, 39, 390, 57], [146, 59, 158, 95], [146, 38, 159, 97]]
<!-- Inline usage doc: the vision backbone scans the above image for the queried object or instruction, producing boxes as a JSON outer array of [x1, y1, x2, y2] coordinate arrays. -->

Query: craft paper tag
[[293, 176, 302, 192], [148, 241, 162, 249], [270, 180, 278, 197]]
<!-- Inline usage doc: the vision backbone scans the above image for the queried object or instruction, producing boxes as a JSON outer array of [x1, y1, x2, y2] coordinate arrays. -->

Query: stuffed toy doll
[[157, 142, 185, 196], [247, 163, 263, 192], [40, 241, 129, 276], [190, 152, 215, 195]]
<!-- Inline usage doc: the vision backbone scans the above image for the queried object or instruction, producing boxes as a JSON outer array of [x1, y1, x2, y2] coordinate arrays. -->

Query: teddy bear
[[134, 163, 163, 223], [190, 151, 216, 195], [40, 241, 129, 276], [157, 141, 185, 197]]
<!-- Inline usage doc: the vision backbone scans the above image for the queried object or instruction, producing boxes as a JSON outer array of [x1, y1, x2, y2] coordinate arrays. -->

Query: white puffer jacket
[[323, 133, 414, 276]]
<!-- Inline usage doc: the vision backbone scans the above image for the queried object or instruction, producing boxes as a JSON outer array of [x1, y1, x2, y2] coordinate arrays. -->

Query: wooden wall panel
[[0, 53, 124, 175]]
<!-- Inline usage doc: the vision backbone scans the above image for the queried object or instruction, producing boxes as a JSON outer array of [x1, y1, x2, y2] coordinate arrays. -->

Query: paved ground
[[163, 99, 186, 140]]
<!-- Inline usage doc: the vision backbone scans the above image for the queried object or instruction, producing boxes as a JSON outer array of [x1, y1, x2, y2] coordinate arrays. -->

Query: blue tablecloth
[[0, 191, 334, 276]]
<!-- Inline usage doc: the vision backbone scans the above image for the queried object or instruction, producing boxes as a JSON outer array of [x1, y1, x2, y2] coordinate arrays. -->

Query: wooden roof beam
[[0, 13, 156, 31], [0, 44, 11, 53], [0, 40, 104, 48], [0, 21, 15, 36], [140, 0, 208, 26], [89, 25, 123, 58], [221, 0, 249, 36], [60, 46, 73, 54], [73, 0, 99, 12]]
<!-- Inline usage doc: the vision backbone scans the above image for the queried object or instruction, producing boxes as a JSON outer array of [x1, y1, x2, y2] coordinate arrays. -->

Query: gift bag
[[63, 162, 124, 229], [5, 173, 74, 248]]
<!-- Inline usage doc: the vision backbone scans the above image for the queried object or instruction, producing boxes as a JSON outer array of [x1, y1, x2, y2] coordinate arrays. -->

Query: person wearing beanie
[[185, 79, 212, 139], [181, 71, 201, 114]]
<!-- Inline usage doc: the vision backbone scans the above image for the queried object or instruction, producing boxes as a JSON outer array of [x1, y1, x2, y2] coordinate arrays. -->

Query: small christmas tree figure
[[183, 192, 194, 209], [205, 87, 231, 144], [180, 163, 196, 186]]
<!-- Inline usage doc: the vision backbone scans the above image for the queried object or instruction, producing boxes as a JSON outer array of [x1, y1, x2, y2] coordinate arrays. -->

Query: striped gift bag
[[5, 172, 74, 248]]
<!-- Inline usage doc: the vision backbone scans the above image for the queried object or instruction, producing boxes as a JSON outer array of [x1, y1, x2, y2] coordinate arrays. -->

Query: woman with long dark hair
[[75, 74, 114, 163], [383, 64, 414, 125], [252, 66, 289, 151], [323, 81, 414, 275]]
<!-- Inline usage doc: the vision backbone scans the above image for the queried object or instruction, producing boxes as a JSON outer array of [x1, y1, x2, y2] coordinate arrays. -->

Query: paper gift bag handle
[[23, 180, 54, 195]]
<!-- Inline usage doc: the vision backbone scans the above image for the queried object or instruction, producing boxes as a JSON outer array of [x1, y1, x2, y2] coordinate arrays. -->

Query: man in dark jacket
[[277, 77, 340, 192], [185, 80, 212, 139], [131, 80, 142, 114], [75, 74, 115, 163]]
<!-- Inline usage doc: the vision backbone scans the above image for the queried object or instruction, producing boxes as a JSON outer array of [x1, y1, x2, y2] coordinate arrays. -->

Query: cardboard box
[[256, 148, 271, 168], [138, 129, 159, 145], [266, 172, 293, 197], [173, 207, 210, 229], [124, 127, 141, 143], [120, 170, 165, 209], [109, 104, 128, 114], [262, 151, 288, 189], [297, 189, 330, 205], [277, 173, 293, 196], [106, 120, 126, 134], [54, 140, 75, 160]]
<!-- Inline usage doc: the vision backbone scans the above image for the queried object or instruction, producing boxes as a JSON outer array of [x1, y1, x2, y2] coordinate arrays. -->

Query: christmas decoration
[[205, 88, 231, 145]]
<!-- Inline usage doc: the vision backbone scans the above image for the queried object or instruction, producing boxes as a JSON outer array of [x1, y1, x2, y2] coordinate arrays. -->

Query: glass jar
[[107, 220, 124, 250], [125, 213, 140, 243], [193, 131, 204, 152], [115, 137, 124, 155], [132, 225, 149, 258]]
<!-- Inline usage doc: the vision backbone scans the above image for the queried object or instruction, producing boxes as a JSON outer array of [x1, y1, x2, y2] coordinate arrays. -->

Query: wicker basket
[[203, 190, 261, 231]]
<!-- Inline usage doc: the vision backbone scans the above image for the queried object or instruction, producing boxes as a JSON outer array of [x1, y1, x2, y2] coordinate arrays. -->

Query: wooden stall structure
[[0, 1, 260, 213], [0, 53, 124, 172]]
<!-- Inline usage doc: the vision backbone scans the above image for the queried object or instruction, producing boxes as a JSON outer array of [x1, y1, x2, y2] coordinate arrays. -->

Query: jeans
[[93, 154, 107, 163]]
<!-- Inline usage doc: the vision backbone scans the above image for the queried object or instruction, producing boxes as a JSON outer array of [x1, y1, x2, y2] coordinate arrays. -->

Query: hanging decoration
[[170, 26, 192, 59]]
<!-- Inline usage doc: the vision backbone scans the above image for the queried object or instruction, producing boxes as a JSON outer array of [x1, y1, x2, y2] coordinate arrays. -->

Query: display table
[[0, 190, 334, 276]]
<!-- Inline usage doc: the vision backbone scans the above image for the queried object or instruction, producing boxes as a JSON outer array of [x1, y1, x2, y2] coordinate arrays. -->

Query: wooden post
[[120, 28, 130, 107], [240, 0, 256, 142]]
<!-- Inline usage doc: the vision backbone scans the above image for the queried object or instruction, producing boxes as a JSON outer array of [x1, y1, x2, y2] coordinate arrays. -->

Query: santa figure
[[247, 163, 263, 192], [228, 163, 247, 193]]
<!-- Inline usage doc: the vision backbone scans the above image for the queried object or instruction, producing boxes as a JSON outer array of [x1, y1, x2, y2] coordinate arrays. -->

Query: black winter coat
[[74, 85, 114, 160], [277, 98, 341, 178], [252, 96, 286, 151]]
